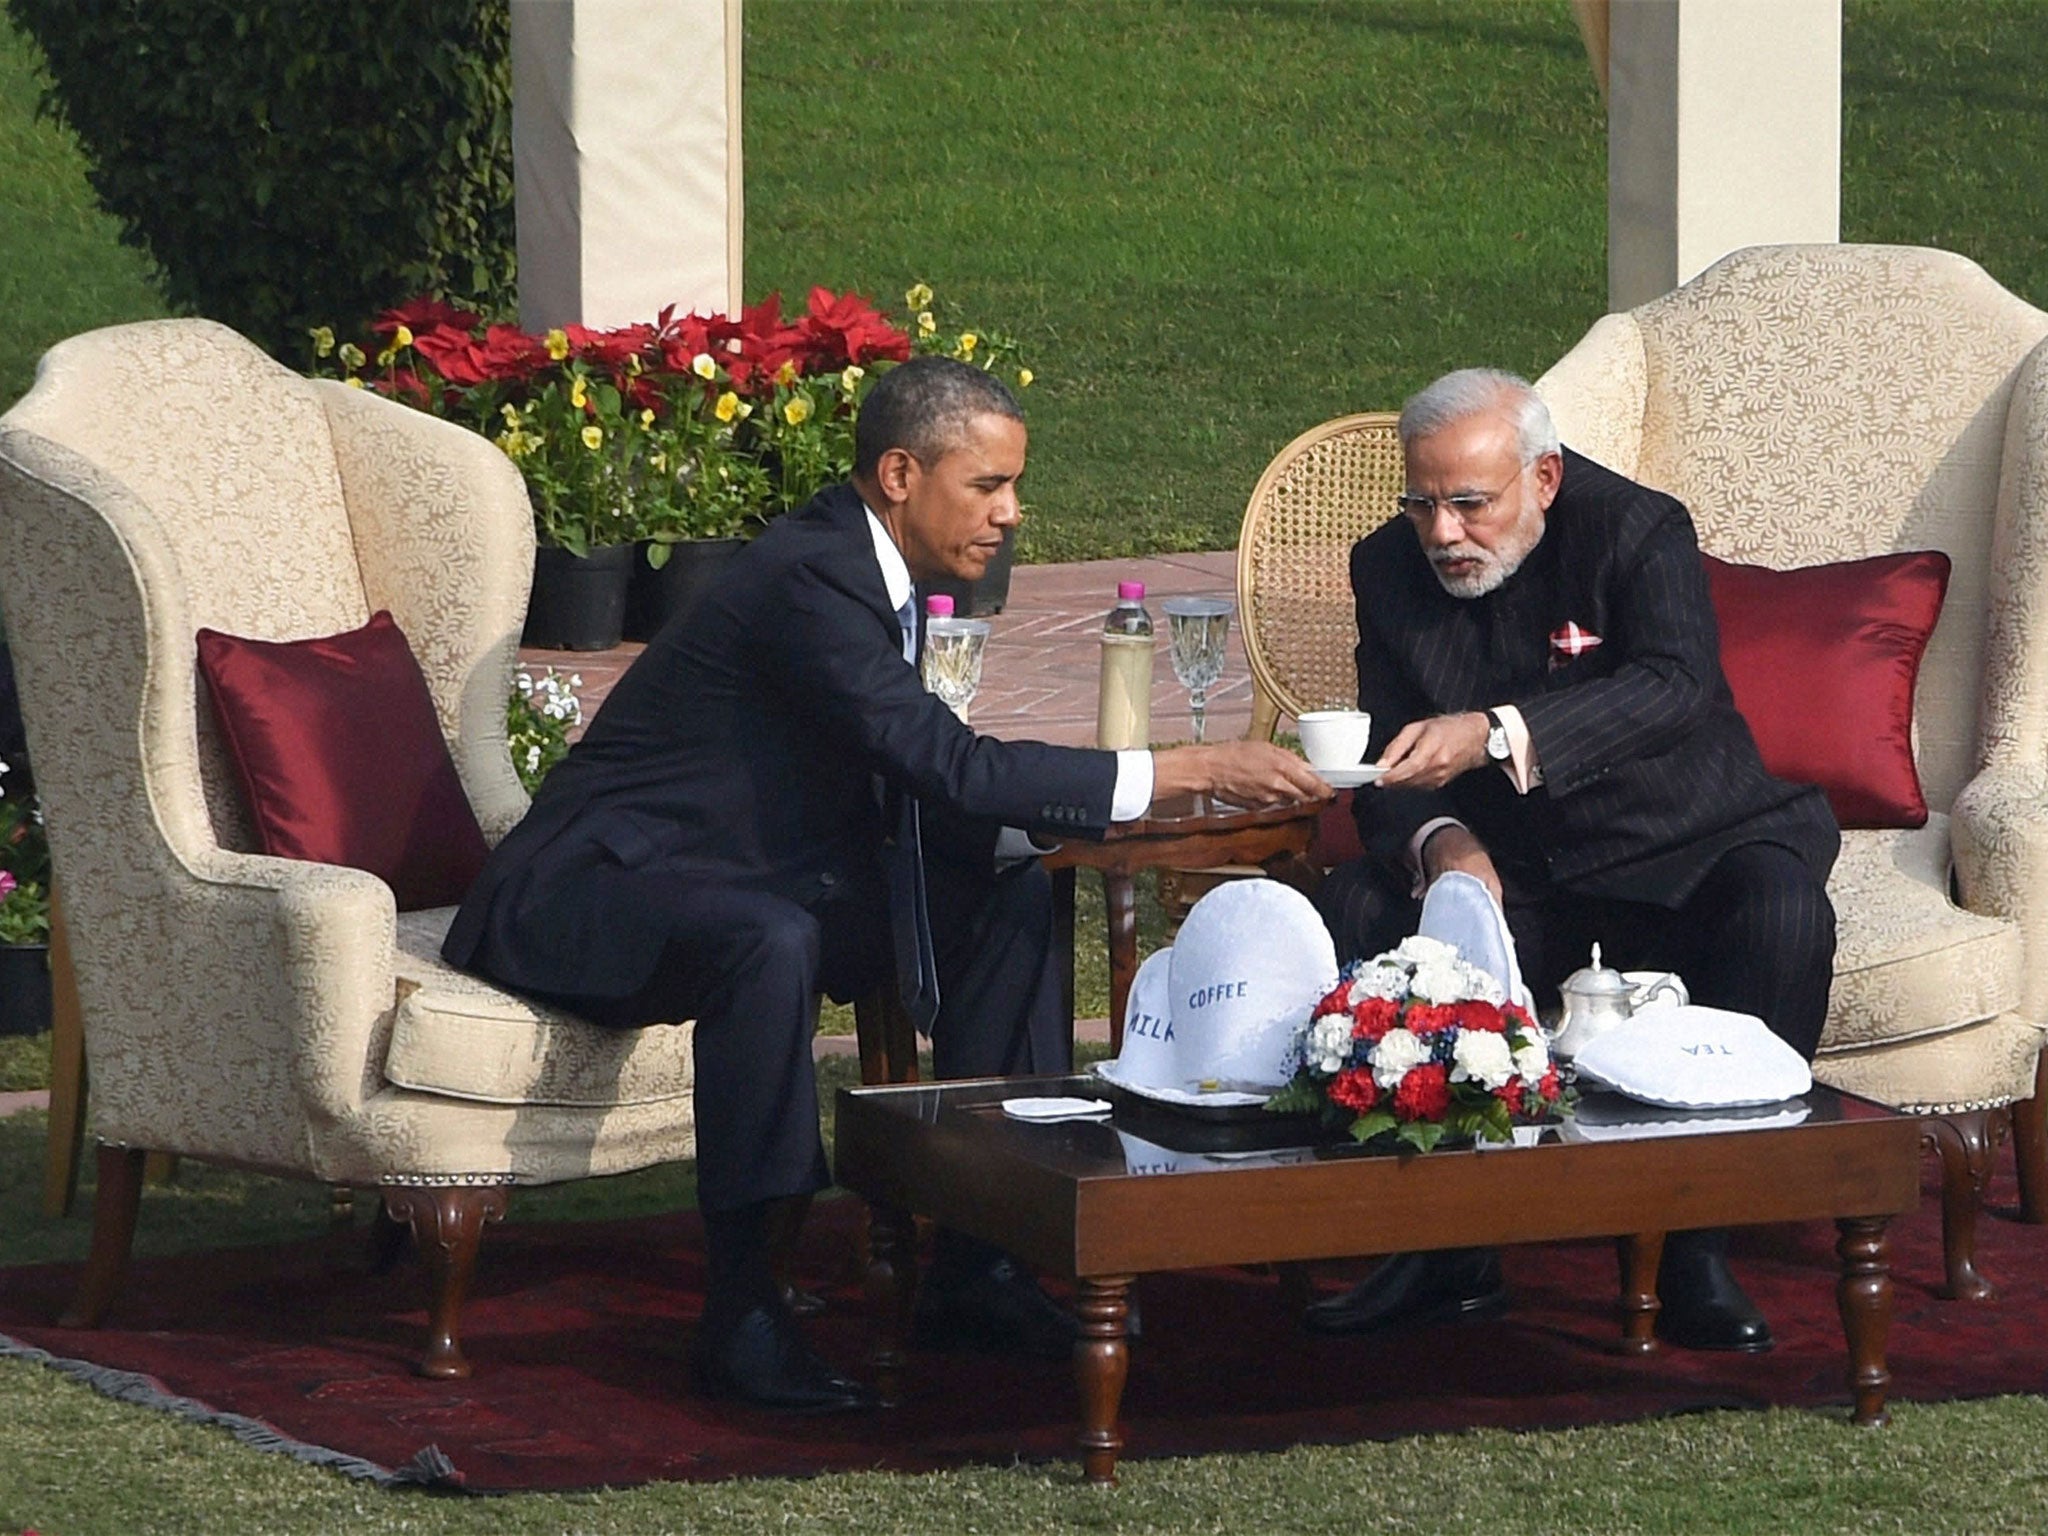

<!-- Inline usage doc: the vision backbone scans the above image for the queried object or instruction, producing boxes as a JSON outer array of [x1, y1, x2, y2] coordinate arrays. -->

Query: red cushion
[[196, 611, 489, 909], [1308, 790, 1365, 867], [1702, 551, 1951, 830]]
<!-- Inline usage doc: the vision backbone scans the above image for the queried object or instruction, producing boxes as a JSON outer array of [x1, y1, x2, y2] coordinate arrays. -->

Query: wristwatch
[[1482, 709, 1512, 763]]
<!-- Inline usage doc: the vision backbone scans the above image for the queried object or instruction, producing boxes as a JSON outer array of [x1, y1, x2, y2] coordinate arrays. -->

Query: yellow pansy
[[500, 402, 521, 426], [714, 391, 741, 423], [905, 281, 934, 311], [692, 352, 718, 380], [775, 360, 799, 386], [840, 365, 865, 392], [374, 342, 399, 368], [958, 332, 978, 356], [640, 408, 656, 428], [570, 377, 589, 409], [339, 342, 365, 369], [309, 326, 335, 358], [345, 376, 365, 389], [783, 395, 814, 426], [916, 311, 936, 336], [580, 425, 604, 450], [392, 324, 414, 349], [651, 451, 669, 473], [546, 329, 571, 361], [626, 353, 643, 376], [1018, 368, 1034, 389]]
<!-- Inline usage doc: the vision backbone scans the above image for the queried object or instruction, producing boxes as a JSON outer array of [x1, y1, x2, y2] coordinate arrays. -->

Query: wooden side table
[[1043, 794, 1321, 1051]]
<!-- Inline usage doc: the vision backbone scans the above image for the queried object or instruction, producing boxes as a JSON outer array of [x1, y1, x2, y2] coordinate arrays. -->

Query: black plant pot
[[523, 542, 635, 651], [922, 522, 1017, 617], [624, 537, 746, 642], [0, 943, 51, 1038]]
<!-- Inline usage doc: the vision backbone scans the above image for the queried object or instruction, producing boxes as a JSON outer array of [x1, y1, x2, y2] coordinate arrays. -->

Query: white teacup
[[1623, 970, 1689, 1012], [1296, 709, 1373, 770]]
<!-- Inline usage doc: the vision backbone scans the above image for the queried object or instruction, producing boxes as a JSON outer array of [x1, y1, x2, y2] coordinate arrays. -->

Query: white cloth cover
[[1160, 879, 1339, 1092], [1113, 947, 1178, 1088], [1417, 871, 1533, 1011], [1572, 1004, 1814, 1109]]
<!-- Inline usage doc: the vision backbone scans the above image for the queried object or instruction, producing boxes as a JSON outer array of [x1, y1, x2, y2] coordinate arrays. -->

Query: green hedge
[[6, 0, 515, 358]]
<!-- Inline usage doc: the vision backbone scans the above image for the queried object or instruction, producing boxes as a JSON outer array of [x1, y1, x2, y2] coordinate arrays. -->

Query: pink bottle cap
[[1117, 581, 1146, 601], [925, 594, 955, 616]]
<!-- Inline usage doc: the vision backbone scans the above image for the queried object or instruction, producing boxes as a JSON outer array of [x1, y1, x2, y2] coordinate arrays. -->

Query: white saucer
[[1093, 1056, 1272, 1108], [1310, 763, 1386, 789], [1001, 1096, 1113, 1122]]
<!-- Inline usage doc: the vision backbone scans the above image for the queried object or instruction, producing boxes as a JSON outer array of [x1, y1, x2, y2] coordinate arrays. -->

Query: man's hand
[[1420, 823, 1503, 905], [1376, 711, 1490, 791], [1150, 740, 1334, 809]]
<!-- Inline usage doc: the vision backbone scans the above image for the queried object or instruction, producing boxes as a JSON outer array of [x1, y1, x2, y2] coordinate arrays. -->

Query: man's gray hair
[[1398, 368, 1560, 464], [854, 355, 1023, 479]]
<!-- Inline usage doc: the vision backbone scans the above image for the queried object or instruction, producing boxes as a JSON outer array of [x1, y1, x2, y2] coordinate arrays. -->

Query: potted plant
[[0, 758, 51, 1038], [310, 283, 1035, 641]]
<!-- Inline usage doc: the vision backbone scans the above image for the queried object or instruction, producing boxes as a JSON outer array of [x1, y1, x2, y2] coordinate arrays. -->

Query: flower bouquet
[[1266, 935, 1566, 1152]]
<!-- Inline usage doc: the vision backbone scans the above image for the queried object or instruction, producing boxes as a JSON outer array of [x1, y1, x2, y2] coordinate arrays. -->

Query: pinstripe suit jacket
[[1348, 449, 1838, 906]]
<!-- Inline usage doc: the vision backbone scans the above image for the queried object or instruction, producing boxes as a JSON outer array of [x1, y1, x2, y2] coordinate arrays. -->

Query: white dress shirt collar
[[862, 503, 915, 619]]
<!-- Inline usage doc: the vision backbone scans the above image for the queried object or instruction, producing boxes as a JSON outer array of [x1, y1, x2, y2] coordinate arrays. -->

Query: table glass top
[[840, 1073, 1901, 1183]]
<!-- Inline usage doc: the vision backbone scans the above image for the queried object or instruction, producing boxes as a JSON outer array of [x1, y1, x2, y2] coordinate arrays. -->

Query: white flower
[[1409, 954, 1470, 1003], [1451, 1029, 1516, 1090], [1306, 1014, 1353, 1076], [1391, 934, 1460, 969], [1348, 962, 1410, 1002], [1513, 1037, 1552, 1087], [1370, 1028, 1430, 1089], [524, 745, 541, 773]]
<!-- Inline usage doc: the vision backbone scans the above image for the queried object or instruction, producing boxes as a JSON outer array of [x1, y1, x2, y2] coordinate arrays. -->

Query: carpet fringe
[[0, 1330, 468, 1492]]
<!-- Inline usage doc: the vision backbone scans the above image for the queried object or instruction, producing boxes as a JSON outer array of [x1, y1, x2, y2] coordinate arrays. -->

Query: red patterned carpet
[[2, 1158, 2043, 1491]]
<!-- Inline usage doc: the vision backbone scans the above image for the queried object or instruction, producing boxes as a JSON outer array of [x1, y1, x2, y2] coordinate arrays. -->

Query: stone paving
[[517, 548, 1253, 750]]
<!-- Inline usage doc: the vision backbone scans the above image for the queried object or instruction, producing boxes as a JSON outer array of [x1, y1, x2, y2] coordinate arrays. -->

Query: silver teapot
[[1551, 943, 1635, 1063]]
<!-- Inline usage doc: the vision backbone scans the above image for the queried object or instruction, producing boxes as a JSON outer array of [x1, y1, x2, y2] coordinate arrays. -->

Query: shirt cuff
[[993, 826, 1056, 866], [1110, 749, 1154, 822], [1406, 816, 1467, 898], [1493, 704, 1543, 793]]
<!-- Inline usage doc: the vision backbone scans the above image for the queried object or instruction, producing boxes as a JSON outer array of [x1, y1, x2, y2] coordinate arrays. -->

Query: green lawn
[[9, 1, 2048, 1530]]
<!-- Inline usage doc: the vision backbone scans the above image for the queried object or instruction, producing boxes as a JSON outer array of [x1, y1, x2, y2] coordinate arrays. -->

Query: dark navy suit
[[1320, 450, 1841, 1054], [446, 483, 1118, 1210]]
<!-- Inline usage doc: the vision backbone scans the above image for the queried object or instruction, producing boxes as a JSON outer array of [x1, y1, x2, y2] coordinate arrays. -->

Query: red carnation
[[1314, 982, 1351, 1018], [1497, 1077, 1525, 1115], [1501, 1001, 1537, 1035], [1329, 1068, 1379, 1114], [1404, 1003, 1459, 1038], [1392, 1063, 1451, 1122], [1536, 1065, 1562, 1103], [1453, 999, 1506, 1033], [1350, 995, 1400, 1042]]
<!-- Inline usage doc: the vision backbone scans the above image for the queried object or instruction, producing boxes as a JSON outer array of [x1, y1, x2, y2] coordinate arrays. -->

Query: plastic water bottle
[[1096, 580, 1154, 749], [921, 593, 990, 723]]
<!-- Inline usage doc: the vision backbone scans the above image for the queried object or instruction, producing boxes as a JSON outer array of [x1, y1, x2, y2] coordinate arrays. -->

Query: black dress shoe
[[781, 1283, 828, 1319], [1656, 1233, 1772, 1353], [915, 1255, 1080, 1361], [1302, 1250, 1508, 1336], [689, 1304, 872, 1413]]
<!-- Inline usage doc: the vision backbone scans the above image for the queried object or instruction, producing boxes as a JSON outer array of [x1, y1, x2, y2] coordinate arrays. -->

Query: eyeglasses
[[1396, 466, 1527, 526]]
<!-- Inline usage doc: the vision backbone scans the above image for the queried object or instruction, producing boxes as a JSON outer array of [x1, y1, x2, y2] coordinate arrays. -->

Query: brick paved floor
[[518, 549, 1254, 750]]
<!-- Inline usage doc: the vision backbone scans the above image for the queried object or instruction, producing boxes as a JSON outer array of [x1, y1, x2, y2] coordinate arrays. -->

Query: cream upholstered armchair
[[0, 319, 698, 1375], [1535, 244, 2048, 1298]]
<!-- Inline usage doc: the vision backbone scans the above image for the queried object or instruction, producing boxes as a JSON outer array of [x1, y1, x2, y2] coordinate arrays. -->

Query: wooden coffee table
[[1043, 793, 1322, 1050], [834, 1077, 1921, 1486]]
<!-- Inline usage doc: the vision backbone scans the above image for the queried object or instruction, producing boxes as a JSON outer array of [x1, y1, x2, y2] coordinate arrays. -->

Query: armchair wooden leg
[[57, 1144, 145, 1328], [383, 1185, 508, 1379], [2013, 1049, 2048, 1225], [42, 886, 87, 1219], [1923, 1111, 2005, 1301]]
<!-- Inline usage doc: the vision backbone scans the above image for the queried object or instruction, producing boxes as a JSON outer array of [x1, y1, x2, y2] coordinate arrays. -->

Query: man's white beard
[[1429, 518, 1544, 599]]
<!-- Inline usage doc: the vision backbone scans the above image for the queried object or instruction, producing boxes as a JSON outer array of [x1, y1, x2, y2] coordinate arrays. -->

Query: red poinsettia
[[371, 297, 481, 338], [794, 286, 912, 370]]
